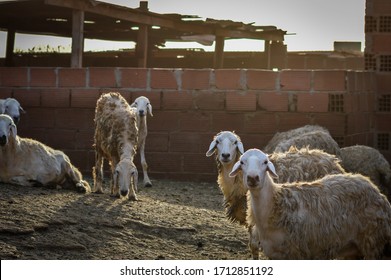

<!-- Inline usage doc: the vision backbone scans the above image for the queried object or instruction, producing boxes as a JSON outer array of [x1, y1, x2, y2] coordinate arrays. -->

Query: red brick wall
[[0, 67, 386, 181], [365, 0, 391, 163]]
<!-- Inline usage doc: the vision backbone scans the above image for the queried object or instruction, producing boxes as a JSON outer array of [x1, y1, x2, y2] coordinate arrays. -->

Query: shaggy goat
[[0, 98, 25, 124], [340, 145, 391, 201], [0, 114, 90, 193], [130, 96, 153, 188], [230, 148, 391, 259], [93, 92, 139, 200], [263, 125, 328, 153], [206, 132, 345, 259], [273, 130, 341, 157]]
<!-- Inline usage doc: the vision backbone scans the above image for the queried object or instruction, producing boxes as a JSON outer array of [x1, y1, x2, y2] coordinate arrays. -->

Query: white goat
[[130, 96, 153, 188], [93, 92, 139, 200], [230, 148, 391, 259], [0, 114, 90, 193], [206, 131, 245, 222], [0, 98, 25, 124]]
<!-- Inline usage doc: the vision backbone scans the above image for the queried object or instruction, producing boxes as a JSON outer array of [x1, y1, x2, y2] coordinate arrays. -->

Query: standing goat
[[0, 114, 90, 193], [230, 149, 391, 259], [93, 92, 139, 200], [130, 96, 153, 188]]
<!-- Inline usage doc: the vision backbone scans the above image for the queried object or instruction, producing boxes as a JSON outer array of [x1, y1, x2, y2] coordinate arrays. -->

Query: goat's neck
[[249, 173, 276, 227], [219, 161, 237, 197], [119, 142, 135, 160], [136, 115, 147, 130]]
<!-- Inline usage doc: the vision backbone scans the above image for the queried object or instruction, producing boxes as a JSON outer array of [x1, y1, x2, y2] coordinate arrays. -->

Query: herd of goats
[[0, 92, 391, 259]]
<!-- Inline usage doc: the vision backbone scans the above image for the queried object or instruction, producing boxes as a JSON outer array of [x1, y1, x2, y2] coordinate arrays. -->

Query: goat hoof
[[129, 195, 138, 201], [93, 190, 104, 194], [144, 182, 152, 188]]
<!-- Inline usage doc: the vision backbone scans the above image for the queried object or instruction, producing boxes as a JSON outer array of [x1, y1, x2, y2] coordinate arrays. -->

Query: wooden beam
[[213, 36, 225, 69], [45, 0, 285, 41], [5, 29, 15, 67], [136, 25, 149, 67], [71, 9, 84, 68]]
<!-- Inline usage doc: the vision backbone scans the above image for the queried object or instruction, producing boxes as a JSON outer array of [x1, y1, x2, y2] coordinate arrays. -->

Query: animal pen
[[0, 0, 390, 182]]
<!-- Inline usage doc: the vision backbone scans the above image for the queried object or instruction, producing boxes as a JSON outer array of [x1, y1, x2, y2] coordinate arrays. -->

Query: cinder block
[[212, 112, 245, 133], [297, 93, 329, 112], [244, 112, 278, 134], [71, 89, 100, 108], [162, 91, 193, 110], [0, 67, 29, 87], [145, 132, 169, 152], [226, 92, 256, 111], [41, 89, 71, 108], [246, 70, 277, 90], [58, 68, 87, 87], [258, 92, 289, 112], [55, 108, 95, 130], [120, 68, 147, 88], [313, 70, 346, 91], [182, 69, 211, 90], [146, 152, 183, 173], [150, 69, 178, 89], [277, 113, 311, 131], [13, 89, 41, 108], [179, 111, 211, 132], [147, 111, 180, 132], [169, 132, 202, 153], [193, 91, 225, 110], [89, 67, 117, 88], [183, 153, 217, 173], [280, 70, 311, 91], [30, 68, 57, 87], [215, 69, 243, 90]]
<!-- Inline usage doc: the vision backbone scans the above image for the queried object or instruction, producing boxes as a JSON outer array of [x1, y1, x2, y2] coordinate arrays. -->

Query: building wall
[[365, 0, 391, 166], [0, 67, 385, 181]]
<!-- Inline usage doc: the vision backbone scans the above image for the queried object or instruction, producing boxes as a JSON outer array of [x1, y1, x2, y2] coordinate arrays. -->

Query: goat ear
[[206, 139, 217, 157], [147, 103, 153, 117], [19, 105, 26, 114], [229, 161, 241, 177], [132, 169, 138, 192], [130, 101, 137, 108], [267, 161, 278, 178], [237, 141, 244, 154], [9, 123, 17, 139]]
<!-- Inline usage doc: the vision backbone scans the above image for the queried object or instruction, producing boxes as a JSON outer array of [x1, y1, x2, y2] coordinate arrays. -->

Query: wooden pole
[[213, 36, 225, 69], [136, 1, 149, 67], [71, 9, 84, 68], [5, 29, 15, 67]]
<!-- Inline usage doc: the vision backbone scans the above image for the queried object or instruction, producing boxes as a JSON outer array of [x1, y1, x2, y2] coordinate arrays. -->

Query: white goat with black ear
[[0, 98, 25, 124], [130, 96, 153, 188], [230, 148, 391, 260]]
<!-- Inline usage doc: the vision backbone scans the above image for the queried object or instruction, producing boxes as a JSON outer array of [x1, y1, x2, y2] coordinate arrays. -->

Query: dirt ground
[[0, 178, 262, 260]]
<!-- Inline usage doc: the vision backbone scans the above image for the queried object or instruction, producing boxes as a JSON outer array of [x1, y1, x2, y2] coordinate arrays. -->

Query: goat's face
[[0, 114, 17, 147], [230, 149, 277, 189], [114, 159, 138, 198], [4, 98, 25, 125], [131, 96, 153, 118], [206, 131, 244, 164]]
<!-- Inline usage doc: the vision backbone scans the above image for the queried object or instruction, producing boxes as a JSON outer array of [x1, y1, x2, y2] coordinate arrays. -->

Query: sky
[[0, 0, 366, 56]]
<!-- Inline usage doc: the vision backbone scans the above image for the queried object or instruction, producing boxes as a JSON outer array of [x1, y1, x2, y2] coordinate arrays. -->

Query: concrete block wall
[[0, 67, 384, 181], [365, 0, 391, 163]]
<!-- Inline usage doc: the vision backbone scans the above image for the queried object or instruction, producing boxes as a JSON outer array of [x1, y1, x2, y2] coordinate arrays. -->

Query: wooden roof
[[0, 0, 287, 67]]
